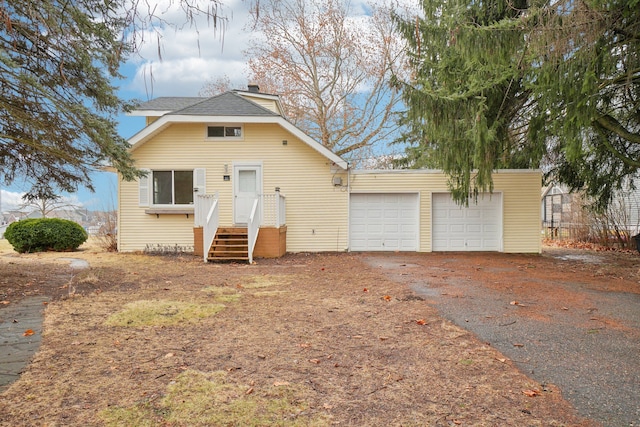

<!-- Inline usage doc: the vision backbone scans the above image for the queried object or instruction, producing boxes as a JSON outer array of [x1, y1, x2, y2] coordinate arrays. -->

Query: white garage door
[[350, 193, 418, 251], [432, 193, 502, 251]]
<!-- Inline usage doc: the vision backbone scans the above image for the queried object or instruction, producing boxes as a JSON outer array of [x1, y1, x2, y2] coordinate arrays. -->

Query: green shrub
[[4, 218, 88, 253]]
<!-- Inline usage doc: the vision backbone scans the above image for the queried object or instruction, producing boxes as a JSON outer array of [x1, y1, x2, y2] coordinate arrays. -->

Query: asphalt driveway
[[363, 248, 640, 427]]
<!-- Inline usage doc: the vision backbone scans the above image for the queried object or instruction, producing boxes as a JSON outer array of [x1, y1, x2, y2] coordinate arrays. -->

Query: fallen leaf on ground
[[0, 300, 10, 305], [309, 359, 321, 364], [245, 387, 254, 395], [383, 295, 392, 301], [415, 319, 427, 325], [23, 329, 35, 336], [363, 287, 369, 292], [522, 389, 541, 397], [513, 343, 524, 347], [273, 381, 290, 387]]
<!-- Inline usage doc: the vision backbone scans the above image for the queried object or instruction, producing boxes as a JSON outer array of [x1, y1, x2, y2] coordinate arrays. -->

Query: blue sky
[[2, 0, 253, 212]]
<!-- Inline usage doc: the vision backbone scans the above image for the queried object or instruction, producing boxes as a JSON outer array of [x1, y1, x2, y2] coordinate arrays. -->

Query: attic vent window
[[207, 125, 243, 139]]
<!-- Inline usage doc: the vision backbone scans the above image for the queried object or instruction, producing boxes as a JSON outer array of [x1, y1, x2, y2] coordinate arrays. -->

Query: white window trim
[[152, 170, 195, 207], [206, 124, 244, 141], [140, 168, 206, 215]]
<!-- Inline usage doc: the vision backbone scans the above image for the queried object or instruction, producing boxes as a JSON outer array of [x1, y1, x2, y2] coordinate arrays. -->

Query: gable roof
[[169, 92, 280, 117], [127, 91, 348, 170], [129, 97, 207, 116]]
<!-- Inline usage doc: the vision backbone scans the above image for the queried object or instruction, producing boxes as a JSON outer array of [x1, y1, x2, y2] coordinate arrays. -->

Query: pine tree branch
[[594, 114, 640, 145]]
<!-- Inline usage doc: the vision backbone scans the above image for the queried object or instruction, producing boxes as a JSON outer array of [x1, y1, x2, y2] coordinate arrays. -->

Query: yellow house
[[118, 86, 541, 261]]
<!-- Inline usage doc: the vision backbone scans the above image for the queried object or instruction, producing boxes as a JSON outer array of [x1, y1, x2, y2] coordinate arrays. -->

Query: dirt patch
[[1, 240, 626, 426]]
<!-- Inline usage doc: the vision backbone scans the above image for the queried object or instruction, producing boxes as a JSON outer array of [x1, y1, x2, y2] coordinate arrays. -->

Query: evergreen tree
[[529, 0, 640, 210], [394, 0, 640, 208], [0, 0, 223, 198]]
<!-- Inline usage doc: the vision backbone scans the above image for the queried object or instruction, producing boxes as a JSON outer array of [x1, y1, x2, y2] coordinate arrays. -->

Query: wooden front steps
[[208, 227, 249, 262]]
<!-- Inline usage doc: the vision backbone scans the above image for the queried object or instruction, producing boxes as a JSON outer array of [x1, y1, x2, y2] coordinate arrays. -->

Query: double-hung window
[[152, 170, 194, 205]]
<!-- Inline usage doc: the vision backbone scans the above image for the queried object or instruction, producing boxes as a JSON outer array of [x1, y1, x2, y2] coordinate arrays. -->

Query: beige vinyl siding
[[492, 171, 542, 253], [239, 95, 280, 114], [349, 170, 541, 253], [119, 122, 348, 252]]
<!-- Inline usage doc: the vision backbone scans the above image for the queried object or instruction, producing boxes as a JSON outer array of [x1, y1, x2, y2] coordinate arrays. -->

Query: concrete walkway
[[0, 257, 89, 392], [0, 296, 49, 392]]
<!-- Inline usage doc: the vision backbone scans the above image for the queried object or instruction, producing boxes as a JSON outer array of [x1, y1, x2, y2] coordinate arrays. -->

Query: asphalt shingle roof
[[134, 92, 279, 117], [135, 97, 207, 111]]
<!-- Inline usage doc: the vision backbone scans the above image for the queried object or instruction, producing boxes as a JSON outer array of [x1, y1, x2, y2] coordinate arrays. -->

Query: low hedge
[[4, 218, 88, 253]]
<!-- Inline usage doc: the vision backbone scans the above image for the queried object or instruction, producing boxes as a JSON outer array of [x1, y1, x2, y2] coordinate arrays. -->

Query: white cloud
[[121, 0, 421, 98], [0, 190, 85, 214], [123, 0, 255, 97], [1, 189, 25, 212], [130, 56, 249, 97]]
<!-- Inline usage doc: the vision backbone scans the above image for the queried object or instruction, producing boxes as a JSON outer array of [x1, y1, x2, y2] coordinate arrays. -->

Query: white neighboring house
[[542, 180, 640, 239]]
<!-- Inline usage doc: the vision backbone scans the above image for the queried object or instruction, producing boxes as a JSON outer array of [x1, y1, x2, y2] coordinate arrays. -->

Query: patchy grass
[[105, 300, 225, 327], [0, 250, 610, 426], [241, 275, 284, 289], [212, 293, 242, 303], [100, 370, 327, 427], [253, 290, 288, 297], [100, 405, 157, 427], [201, 286, 242, 303]]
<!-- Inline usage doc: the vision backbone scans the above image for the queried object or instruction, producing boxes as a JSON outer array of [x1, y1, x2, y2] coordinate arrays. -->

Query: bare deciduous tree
[[199, 74, 233, 96], [19, 194, 81, 218], [244, 0, 409, 163]]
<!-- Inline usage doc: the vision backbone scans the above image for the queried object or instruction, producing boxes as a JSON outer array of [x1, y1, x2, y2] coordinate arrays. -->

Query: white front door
[[234, 164, 262, 224]]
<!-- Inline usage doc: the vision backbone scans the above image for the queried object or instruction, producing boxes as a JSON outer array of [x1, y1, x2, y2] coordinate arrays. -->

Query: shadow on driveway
[[363, 249, 640, 427]]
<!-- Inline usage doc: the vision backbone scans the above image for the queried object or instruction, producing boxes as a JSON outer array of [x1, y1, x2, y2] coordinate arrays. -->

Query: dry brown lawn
[[0, 238, 611, 426]]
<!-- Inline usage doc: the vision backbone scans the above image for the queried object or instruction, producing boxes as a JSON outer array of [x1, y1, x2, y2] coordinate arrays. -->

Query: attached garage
[[347, 169, 540, 254], [349, 193, 419, 251], [432, 192, 502, 251]]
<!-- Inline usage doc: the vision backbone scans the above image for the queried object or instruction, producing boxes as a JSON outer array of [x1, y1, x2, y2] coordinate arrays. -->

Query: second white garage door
[[432, 192, 502, 251], [350, 193, 418, 251]]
